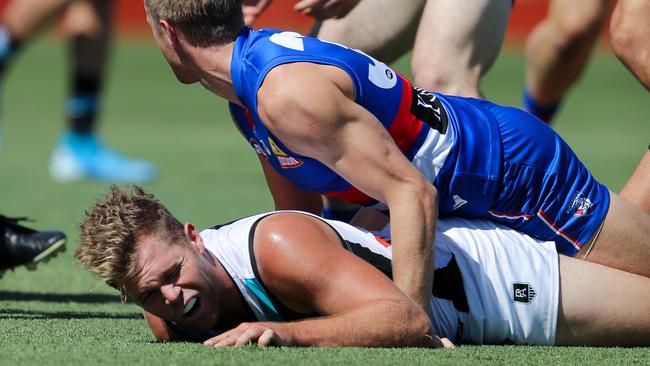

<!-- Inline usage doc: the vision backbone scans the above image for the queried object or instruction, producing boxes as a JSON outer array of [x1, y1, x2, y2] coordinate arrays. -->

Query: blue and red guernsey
[[230, 28, 500, 212], [229, 28, 610, 255]]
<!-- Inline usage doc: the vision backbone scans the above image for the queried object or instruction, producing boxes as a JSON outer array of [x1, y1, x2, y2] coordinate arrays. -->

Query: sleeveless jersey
[[229, 28, 610, 255], [187, 212, 559, 345], [230, 27, 502, 215]]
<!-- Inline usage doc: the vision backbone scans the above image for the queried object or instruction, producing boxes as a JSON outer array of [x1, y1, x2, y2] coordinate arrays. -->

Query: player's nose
[[161, 283, 182, 306]]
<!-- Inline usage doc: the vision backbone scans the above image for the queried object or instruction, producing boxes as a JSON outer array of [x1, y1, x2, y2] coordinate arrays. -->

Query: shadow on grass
[[0, 291, 120, 303], [0, 308, 142, 320]]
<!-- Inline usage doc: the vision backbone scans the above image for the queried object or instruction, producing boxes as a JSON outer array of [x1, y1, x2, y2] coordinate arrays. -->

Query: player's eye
[[166, 258, 183, 282]]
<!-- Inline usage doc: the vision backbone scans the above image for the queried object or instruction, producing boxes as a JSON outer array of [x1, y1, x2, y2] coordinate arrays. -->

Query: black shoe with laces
[[0, 215, 66, 271]]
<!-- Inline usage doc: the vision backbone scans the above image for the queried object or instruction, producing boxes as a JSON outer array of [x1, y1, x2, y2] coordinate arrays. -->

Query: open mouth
[[183, 297, 200, 318]]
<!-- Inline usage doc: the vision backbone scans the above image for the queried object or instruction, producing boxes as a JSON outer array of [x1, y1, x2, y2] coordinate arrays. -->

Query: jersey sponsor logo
[[267, 137, 303, 168], [249, 138, 270, 159], [566, 191, 594, 217], [512, 282, 537, 304], [410, 87, 449, 133], [452, 195, 468, 211]]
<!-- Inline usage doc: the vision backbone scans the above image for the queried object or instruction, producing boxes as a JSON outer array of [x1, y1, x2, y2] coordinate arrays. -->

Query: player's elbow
[[413, 180, 438, 211], [396, 301, 436, 348], [411, 310, 436, 346], [422, 182, 438, 204]]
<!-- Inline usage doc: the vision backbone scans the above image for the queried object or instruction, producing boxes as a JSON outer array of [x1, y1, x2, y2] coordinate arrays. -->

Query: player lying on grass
[[76, 186, 650, 347], [144, 0, 650, 318]]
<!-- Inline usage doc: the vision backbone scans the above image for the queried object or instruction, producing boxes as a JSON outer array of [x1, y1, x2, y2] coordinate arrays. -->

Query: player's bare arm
[[242, 0, 273, 26], [204, 213, 446, 348], [259, 157, 323, 214], [144, 310, 181, 342], [256, 62, 438, 313], [295, 0, 362, 20]]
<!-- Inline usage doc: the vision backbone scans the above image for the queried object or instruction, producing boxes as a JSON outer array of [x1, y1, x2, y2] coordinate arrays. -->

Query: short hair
[[144, 0, 244, 46], [76, 185, 184, 298]]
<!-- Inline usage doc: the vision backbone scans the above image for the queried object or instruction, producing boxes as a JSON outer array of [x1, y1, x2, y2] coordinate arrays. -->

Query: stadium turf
[[0, 38, 648, 365]]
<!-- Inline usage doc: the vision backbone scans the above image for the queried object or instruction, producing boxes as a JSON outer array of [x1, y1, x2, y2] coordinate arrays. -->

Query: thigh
[[411, 0, 511, 92], [556, 255, 650, 346], [2, 0, 72, 38], [620, 150, 650, 213], [582, 191, 650, 278], [315, 0, 425, 63], [610, 0, 650, 88]]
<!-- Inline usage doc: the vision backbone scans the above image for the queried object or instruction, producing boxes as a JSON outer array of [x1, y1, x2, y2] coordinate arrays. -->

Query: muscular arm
[[205, 213, 445, 348], [256, 63, 438, 314], [259, 157, 323, 214], [295, 0, 362, 20]]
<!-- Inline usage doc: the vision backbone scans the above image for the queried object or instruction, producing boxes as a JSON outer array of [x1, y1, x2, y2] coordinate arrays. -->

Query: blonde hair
[[76, 186, 184, 298], [144, 0, 244, 46]]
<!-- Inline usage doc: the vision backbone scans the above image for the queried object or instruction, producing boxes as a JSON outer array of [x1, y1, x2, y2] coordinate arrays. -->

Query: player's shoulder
[[202, 212, 275, 241], [254, 211, 324, 238], [253, 211, 340, 254]]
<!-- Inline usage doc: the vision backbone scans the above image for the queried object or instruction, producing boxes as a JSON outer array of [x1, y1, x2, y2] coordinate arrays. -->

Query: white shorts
[[376, 217, 560, 345]]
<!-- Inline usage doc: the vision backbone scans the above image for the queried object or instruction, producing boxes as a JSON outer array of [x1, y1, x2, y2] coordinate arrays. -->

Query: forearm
[[270, 299, 437, 347], [387, 186, 437, 312]]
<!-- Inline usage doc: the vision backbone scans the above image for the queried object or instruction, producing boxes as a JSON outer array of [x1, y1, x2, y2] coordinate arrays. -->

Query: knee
[[411, 65, 450, 93], [610, 16, 643, 65]]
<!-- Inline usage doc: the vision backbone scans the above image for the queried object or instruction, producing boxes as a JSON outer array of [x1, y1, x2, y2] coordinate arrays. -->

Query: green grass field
[[0, 38, 648, 365]]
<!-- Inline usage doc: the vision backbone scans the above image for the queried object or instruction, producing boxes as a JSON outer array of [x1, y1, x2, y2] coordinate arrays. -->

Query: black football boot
[[0, 215, 66, 272]]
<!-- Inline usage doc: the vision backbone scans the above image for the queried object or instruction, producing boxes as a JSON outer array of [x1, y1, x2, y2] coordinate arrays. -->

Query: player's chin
[[179, 297, 217, 330], [171, 69, 199, 85], [176, 75, 199, 85]]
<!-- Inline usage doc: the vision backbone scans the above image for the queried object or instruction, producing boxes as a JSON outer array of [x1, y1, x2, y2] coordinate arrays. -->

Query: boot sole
[[25, 238, 67, 270]]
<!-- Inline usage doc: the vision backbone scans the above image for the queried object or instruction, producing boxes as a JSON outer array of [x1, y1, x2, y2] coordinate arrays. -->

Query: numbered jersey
[[230, 28, 502, 214], [197, 212, 559, 345], [229, 28, 609, 255]]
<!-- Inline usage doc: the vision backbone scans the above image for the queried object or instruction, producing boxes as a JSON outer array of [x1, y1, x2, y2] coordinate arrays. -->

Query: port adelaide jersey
[[188, 212, 559, 346]]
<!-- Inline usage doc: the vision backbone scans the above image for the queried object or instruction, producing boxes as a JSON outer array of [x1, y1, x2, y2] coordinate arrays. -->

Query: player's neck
[[192, 42, 240, 104], [212, 253, 256, 326]]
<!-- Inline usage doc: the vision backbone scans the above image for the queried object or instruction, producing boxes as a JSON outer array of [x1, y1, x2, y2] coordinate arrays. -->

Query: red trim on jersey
[[323, 74, 423, 206], [536, 210, 582, 250], [243, 108, 255, 130], [323, 187, 374, 205], [387, 75, 425, 154], [374, 235, 392, 248]]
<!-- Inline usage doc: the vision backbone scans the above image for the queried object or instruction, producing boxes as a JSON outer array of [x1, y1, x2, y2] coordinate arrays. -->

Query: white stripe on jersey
[[411, 110, 456, 183]]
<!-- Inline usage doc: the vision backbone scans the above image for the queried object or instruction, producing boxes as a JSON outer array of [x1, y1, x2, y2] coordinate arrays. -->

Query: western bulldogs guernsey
[[229, 27, 609, 256], [169, 212, 559, 345]]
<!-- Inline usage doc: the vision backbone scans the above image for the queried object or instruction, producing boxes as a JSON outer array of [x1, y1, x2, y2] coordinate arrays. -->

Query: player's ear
[[159, 19, 179, 44], [184, 223, 206, 254]]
